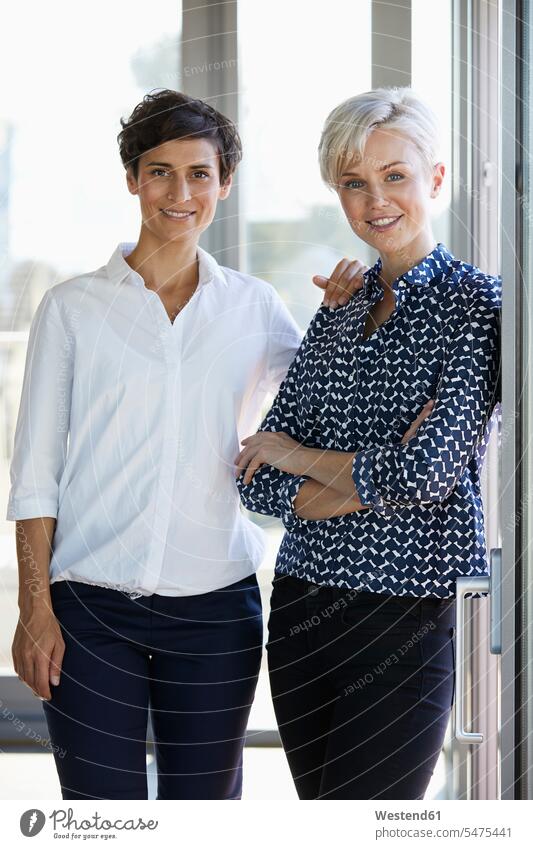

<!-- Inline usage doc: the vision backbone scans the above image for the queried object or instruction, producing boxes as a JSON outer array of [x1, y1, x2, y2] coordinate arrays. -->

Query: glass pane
[[0, 0, 181, 668], [239, 0, 372, 330], [412, 0, 452, 247]]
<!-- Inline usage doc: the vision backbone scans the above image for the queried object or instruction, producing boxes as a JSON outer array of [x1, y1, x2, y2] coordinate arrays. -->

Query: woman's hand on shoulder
[[313, 258, 369, 309]]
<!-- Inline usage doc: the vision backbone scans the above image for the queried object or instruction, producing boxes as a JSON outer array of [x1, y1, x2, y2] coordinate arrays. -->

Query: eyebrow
[[341, 160, 410, 177], [145, 161, 215, 169]]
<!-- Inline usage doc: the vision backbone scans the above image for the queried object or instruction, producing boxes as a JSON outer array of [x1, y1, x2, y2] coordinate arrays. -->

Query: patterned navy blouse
[[237, 243, 501, 598]]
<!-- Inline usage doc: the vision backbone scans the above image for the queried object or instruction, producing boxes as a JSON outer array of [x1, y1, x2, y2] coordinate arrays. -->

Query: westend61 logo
[[19, 808, 159, 838]]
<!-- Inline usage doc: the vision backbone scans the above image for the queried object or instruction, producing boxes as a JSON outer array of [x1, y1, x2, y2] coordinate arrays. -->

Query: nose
[[367, 185, 390, 209], [167, 176, 192, 204]]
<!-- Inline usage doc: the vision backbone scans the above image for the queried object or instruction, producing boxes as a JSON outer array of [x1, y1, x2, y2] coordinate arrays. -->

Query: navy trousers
[[267, 573, 456, 800], [43, 574, 263, 800]]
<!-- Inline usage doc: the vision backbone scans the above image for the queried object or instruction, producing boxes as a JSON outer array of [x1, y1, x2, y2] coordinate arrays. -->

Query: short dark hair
[[117, 89, 242, 184]]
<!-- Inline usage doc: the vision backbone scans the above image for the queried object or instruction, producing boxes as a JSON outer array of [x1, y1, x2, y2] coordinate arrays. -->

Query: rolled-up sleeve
[[352, 275, 501, 509], [6, 290, 73, 520], [278, 473, 314, 531]]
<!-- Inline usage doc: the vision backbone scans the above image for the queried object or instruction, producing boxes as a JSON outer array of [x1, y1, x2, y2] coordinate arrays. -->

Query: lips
[[366, 214, 403, 231], [161, 208, 196, 220]]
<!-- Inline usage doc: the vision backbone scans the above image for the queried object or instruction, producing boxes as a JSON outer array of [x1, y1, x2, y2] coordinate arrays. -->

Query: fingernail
[[51, 676, 60, 686], [330, 301, 337, 309], [338, 297, 347, 305], [323, 299, 329, 307]]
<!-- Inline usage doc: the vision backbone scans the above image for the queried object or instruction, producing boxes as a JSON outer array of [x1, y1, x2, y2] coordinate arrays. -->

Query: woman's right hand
[[401, 400, 436, 444], [12, 606, 65, 701], [313, 257, 369, 308]]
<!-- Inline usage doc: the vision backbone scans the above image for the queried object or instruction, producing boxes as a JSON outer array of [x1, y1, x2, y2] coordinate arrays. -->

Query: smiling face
[[126, 137, 232, 247], [336, 127, 444, 265]]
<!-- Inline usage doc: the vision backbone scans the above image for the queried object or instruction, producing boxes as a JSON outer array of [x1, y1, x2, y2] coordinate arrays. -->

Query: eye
[[150, 168, 169, 177], [386, 172, 404, 182], [343, 179, 364, 189], [191, 170, 210, 179]]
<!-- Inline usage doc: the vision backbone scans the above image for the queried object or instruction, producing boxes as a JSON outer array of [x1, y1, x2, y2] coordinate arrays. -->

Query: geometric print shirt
[[237, 243, 501, 598]]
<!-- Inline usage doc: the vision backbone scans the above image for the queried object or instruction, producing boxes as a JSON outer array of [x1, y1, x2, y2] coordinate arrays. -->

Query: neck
[[378, 230, 437, 292], [125, 228, 199, 293]]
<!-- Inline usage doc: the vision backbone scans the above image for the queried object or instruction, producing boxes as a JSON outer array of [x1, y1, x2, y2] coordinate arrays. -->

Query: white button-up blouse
[[6, 243, 303, 597]]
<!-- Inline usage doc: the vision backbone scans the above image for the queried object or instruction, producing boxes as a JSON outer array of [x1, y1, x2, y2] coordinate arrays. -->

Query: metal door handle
[[454, 548, 501, 745]]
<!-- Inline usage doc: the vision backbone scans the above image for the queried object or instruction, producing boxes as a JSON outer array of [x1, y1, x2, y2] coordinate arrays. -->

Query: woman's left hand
[[235, 432, 303, 485]]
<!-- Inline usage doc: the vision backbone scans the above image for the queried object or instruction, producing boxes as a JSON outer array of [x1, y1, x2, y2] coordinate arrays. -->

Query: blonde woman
[[237, 87, 501, 799]]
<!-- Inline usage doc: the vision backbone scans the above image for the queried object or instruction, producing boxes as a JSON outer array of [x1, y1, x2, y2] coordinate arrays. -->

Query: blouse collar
[[106, 243, 228, 288], [362, 242, 455, 307]]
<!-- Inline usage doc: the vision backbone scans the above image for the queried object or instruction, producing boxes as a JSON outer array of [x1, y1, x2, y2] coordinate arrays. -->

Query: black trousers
[[43, 574, 263, 800], [267, 573, 455, 800]]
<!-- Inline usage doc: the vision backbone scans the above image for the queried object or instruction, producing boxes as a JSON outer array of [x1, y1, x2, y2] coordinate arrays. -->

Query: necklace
[[169, 295, 192, 320], [166, 286, 199, 322]]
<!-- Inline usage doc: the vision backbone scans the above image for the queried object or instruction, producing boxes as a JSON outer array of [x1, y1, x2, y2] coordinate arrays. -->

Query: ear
[[218, 174, 233, 200], [126, 167, 139, 196], [430, 162, 445, 198]]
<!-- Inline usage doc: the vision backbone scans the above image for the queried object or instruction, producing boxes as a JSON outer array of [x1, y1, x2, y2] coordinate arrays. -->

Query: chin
[[168, 231, 193, 243], [371, 230, 407, 251]]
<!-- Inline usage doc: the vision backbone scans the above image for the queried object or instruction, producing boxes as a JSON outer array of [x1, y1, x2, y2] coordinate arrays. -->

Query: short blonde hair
[[318, 86, 441, 188]]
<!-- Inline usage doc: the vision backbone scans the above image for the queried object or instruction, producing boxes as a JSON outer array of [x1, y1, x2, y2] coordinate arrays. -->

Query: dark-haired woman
[[8, 90, 367, 800]]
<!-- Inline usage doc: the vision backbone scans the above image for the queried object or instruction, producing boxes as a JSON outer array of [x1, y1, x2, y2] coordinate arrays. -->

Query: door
[[451, 0, 533, 801]]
